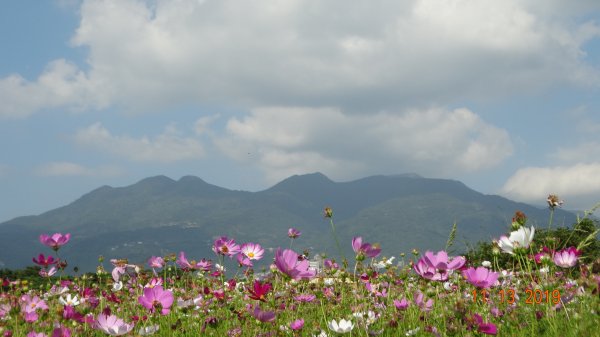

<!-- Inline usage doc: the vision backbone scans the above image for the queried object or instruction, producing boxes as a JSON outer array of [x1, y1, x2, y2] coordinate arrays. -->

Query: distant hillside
[[0, 173, 577, 271]]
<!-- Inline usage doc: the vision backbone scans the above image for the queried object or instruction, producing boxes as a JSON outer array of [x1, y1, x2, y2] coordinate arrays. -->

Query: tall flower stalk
[[324, 207, 346, 268]]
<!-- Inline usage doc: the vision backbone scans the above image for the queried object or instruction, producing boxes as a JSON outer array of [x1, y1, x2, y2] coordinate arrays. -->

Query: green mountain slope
[[0, 173, 576, 271]]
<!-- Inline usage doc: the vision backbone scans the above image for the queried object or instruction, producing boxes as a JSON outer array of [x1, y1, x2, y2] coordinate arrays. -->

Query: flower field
[[1, 199, 599, 337]]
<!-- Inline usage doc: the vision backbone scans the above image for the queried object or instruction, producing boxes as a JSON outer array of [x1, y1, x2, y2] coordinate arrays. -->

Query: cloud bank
[[216, 106, 513, 183], [1, 0, 599, 117]]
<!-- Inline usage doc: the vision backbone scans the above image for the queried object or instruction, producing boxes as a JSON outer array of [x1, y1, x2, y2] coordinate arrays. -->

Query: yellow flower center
[[247, 252, 255, 258]]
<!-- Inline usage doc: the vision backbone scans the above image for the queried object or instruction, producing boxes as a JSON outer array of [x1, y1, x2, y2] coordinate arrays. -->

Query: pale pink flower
[[240, 243, 264, 260], [462, 267, 499, 289], [39, 233, 71, 251], [553, 247, 580, 268], [94, 314, 134, 336]]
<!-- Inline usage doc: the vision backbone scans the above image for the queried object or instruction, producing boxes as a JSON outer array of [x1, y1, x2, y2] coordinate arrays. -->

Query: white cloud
[[74, 123, 205, 162], [501, 163, 600, 210], [0, 59, 108, 118], [2, 0, 600, 117], [216, 106, 513, 183], [34, 161, 122, 177]]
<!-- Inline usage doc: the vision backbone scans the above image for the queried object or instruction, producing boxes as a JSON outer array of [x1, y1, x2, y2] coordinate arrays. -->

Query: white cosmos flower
[[112, 281, 123, 292], [482, 260, 492, 268], [497, 226, 535, 254], [328, 319, 354, 333], [59, 294, 80, 306]]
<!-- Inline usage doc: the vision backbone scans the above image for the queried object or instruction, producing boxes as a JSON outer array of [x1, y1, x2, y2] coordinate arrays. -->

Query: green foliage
[[466, 215, 600, 269]]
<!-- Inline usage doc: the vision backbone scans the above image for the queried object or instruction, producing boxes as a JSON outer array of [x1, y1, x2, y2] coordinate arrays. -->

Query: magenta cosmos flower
[[212, 236, 241, 257], [39, 233, 71, 251], [553, 247, 581, 268], [351, 237, 381, 260], [94, 314, 134, 336], [138, 285, 174, 315], [413, 250, 466, 281], [463, 267, 499, 289], [147, 256, 165, 269], [240, 242, 264, 260], [32, 253, 58, 267], [274, 248, 316, 280]]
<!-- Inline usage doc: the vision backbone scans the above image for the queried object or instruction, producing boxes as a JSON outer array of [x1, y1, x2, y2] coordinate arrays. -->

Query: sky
[[1, 0, 600, 222]]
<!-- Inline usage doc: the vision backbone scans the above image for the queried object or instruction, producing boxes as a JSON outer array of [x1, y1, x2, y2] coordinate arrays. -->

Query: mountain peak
[[178, 175, 207, 184], [270, 172, 334, 188], [137, 175, 176, 185]]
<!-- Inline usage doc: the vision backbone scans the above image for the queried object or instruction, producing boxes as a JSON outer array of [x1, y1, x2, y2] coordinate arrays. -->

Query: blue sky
[[1, 0, 600, 222]]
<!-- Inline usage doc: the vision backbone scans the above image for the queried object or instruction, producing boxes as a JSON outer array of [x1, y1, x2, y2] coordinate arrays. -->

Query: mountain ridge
[[0, 172, 577, 271]]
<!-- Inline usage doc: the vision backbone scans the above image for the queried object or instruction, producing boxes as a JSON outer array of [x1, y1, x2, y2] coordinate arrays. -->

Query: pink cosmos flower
[[274, 248, 316, 280], [236, 253, 253, 267], [32, 253, 58, 267], [288, 228, 301, 239], [20, 295, 48, 322], [463, 267, 499, 289], [94, 314, 134, 336], [351, 237, 381, 260], [414, 291, 433, 312], [294, 294, 316, 303], [413, 250, 465, 281], [39, 267, 57, 278], [290, 318, 304, 330], [240, 242, 264, 260], [138, 285, 174, 315], [250, 305, 276, 322], [553, 247, 580, 268], [147, 256, 165, 269], [393, 298, 410, 310], [39, 233, 71, 251], [175, 252, 212, 271], [212, 236, 241, 257]]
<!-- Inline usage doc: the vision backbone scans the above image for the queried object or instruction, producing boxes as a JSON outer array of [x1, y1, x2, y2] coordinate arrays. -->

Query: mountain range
[[0, 173, 577, 272]]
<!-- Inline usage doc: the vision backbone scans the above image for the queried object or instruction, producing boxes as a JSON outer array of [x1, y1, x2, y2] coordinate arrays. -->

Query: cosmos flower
[[212, 236, 241, 257], [553, 247, 581, 268], [294, 294, 316, 303], [274, 248, 316, 280], [328, 319, 354, 333], [497, 227, 535, 255], [413, 250, 465, 281], [94, 314, 134, 336], [288, 228, 301, 239], [393, 298, 410, 310], [462, 267, 499, 289], [247, 280, 272, 302], [147, 256, 165, 269], [290, 318, 305, 330], [251, 305, 276, 322], [59, 294, 80, 307], [351, 237, 382, 260], [240, 242, 264, 260], [39, 233, 71, 251], [32, 253, 58, 267], [138, 285, 174, 315]]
